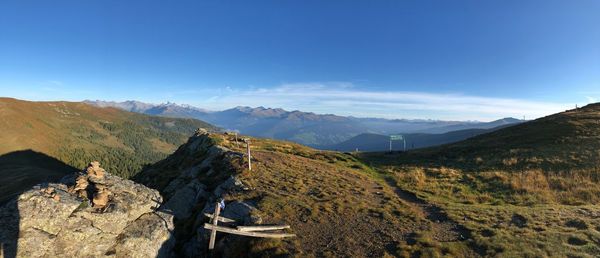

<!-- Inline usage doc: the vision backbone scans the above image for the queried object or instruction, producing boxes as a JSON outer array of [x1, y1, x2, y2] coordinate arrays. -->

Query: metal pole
[[246, 140, 252, 171], [403, 138, 406, 151]]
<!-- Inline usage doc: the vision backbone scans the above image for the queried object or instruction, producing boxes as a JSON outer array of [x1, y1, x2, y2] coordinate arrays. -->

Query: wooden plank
[[204, 213, 236, 223], [204, 224, 296, 238], [208, 203, 221, 250], [236, 225, 291, 232]]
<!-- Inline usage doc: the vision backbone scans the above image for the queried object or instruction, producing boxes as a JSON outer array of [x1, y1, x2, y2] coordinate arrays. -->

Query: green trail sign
[[390, 135, 404, 141], [389, 134, 406, 151]]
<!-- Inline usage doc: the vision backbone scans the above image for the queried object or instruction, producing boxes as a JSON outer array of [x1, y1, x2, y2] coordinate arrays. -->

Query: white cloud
[[192, 82, 572, 121], [586, 96, 598, 103]]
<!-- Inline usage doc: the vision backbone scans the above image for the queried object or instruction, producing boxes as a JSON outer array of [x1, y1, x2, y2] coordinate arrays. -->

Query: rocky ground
[[0, 129, 268, 258], [0, 162, 173, 258]]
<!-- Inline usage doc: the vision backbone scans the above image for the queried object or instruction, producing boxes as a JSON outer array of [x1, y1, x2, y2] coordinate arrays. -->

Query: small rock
[[194, 127, 208, 136], [221, 201, 259, 225], [86, 161, 106, 178], [92, 186, 111, 209]]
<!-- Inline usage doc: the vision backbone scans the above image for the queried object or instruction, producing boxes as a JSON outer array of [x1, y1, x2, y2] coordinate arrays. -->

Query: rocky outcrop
[[1, 131, 265, 258], [132, 131, 265, 257], [162, 179, 207, 220], [0, 162, 173, 258]]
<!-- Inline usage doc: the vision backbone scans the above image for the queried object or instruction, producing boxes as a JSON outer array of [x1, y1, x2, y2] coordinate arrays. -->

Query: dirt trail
[[384, 177, 471, 242]]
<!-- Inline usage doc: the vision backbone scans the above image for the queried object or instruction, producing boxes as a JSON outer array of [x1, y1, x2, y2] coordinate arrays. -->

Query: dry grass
[[212, 125, 600, 257], [357, 161, 600, 257], [352, 104, 600, 257], [213, 134, 424, 257]]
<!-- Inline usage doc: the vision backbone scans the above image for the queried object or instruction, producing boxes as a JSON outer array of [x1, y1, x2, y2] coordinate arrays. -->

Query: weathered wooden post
[[246, 139, 252, 171], [208, 202, 221, 250]]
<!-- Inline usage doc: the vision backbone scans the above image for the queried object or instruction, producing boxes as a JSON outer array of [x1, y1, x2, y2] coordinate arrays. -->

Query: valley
[[324, 123, 517, 152], [123, 101, 600, 257], [1, 100, 599, 257], [2, 1, 597, 257], [0, 98, 216, 202], [85, 100, 523, 148]]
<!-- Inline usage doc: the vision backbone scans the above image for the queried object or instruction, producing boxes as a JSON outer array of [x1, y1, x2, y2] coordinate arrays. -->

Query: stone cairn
[[68, 161, 112, 210]]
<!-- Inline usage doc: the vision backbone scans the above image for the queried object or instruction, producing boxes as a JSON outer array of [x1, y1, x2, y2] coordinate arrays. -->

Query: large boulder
[[0, 162, 173, 258]]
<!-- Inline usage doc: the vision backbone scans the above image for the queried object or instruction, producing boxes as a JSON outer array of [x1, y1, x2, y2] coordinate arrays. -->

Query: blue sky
[[0, 0, 598, 121]]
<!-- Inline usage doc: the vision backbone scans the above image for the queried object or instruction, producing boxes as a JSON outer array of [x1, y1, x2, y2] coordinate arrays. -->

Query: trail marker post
[[245, 139, 252, 171]]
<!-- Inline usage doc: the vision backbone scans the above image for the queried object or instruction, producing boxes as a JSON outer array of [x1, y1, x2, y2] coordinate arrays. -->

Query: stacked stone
[[0, 161, 172, 257], [71, 175, 88, 198], [87, 161, 111, 209], [68, 161, 112, 209]]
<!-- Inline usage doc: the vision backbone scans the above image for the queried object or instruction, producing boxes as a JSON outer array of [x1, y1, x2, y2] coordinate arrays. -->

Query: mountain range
[[1, 98, 600, 257], [325, 123, 517, 152], [84, 100, 524, 147]]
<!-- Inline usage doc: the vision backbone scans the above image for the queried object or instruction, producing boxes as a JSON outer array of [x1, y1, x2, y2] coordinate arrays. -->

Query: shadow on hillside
[[0, 149, 78, 203], [0, 150, 78, 258]]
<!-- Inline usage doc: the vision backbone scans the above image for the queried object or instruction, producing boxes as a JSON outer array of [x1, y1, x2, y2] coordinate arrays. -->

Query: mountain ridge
[[325, 123, 518, 152], [2, 103, 600, 257], [85, 99, 524, 147], [0, 97, 217, 200]]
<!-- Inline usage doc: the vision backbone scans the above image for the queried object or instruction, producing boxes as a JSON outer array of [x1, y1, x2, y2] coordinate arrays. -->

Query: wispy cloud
[[586, 96, 598, 103], [193, 82, 573, 121]]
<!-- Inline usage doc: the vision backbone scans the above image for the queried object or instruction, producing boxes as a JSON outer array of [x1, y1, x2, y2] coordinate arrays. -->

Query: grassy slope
[[217, 136, 415, 257], [359, 104, 600, 257], [137, 107, 600, 257], [140, 132, 485, 257], [0, 98, 216, 199]]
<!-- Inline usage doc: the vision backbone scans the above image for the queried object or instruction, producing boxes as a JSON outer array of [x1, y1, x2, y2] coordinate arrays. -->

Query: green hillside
[[132, 105, 600, 257], [134, 132, 480, 257], [0, 98, 216, 200], [358, 103, 600, 256]]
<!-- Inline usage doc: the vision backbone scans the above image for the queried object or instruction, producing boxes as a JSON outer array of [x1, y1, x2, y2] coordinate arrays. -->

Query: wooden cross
[[208, 202, 221, 250], [205, 202, 295, 250]]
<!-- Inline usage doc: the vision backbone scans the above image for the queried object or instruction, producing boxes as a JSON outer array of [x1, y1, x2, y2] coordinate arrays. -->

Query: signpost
[[389, 134, 406, 152], [244, 138, 252, 171]]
